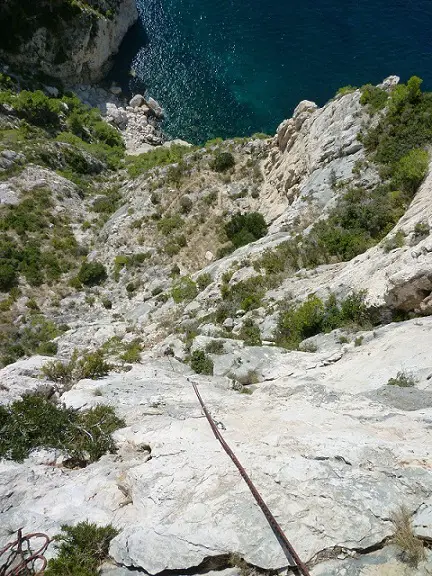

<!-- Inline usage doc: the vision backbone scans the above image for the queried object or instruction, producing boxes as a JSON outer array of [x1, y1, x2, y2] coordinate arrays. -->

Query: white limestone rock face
[[0, 0, 138, 83], [0, 356, 54, 404], [1, 320, 432, 573], [261, 87, 381, 228]]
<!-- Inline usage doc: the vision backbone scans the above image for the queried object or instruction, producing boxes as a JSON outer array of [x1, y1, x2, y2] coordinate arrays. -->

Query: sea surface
[[111, 0, 432, 144]]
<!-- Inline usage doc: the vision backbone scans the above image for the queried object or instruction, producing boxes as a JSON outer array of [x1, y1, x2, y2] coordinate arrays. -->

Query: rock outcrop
[[261, 89, 379, 229], [0, 0, 138, 83]]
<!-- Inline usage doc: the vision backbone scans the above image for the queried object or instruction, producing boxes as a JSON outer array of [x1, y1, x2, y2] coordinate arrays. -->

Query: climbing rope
[[0, 529, 51, 575], [192, 381, 311, 576]]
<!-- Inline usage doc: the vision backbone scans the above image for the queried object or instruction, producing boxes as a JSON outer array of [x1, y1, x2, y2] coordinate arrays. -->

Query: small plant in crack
[[391, 505, 426, 567]]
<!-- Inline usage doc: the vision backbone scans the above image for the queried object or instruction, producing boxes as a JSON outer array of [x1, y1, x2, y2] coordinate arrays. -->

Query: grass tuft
[[391, 506, 426, 567]]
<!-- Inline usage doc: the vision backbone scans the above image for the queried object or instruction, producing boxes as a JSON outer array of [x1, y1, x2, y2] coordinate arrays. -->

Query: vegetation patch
[[126, 144, 193, 178], [219, 275, 268, 320], [387, 370, 416, 388], [275, 291, 373, 349], [0, 90, 125, 175], [77, 261, 107, 286], [197, 273, 212, 291], [205, 340, 225, 354], [42, 349, 112, 387], [0, 314, 63, 367], [359, 84, 388, 113], [113, 252, 150, 281], [224, 212, 268, 250], [336, 85, 357, 97], [0, 188, 79, 290], [239, 318, 262, 346], [157, 214, 184, 236], [45, 521, 119, 576], [190, 350, 214, 375], [172, 276, 198, 303], [252, 77, 432, 287], [0, 394, 124, 463], [211, 151, 235, 172]]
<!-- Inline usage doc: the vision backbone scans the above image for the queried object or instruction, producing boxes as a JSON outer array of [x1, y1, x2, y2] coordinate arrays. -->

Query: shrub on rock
[[78, 261, 107, 286], [172, 276, 198, 303], [211, 152, 235, 172], [190, 350, 214, 375], [224, 212, 268, 249], [276, 291, 371, 349], [0, 395, 124, 463], [0, 262, 18, 292], [45, 521, 118, 576]]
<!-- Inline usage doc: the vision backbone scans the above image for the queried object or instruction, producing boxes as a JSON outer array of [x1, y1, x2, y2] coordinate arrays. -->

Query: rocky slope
[[0, 75, 432, 576]]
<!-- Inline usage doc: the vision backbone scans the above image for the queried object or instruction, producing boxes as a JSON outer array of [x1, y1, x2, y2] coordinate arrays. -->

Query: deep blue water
[[112, 0, 432, 144]]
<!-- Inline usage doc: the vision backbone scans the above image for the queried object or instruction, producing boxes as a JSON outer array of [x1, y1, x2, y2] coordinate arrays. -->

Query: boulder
[[105, 103, 128, 130], [129, 94, 145, 108], [147, 97, 164, 118]]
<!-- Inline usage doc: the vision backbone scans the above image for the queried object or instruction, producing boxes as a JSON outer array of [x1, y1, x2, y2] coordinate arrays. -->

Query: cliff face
[[0, 0, 138, 83], [0, 72, 432, 576]]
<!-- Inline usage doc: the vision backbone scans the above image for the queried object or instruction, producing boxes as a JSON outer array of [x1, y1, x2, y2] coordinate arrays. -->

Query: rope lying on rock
[[0, 529, 51, 575], [191, 381, 311, 576]]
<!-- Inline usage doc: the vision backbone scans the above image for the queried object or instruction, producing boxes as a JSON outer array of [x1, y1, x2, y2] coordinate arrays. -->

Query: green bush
[[180, 195, 193, 214], [172, 276, 198, 303], [392, 148, 429, 195], [259, 178, 415, 270], [0, 395, 124, 463], [362, 76, 432, 171], [126, 282, 136, 294], [42, 349, 111, 385], [359, 84, 388, 113], [0, 314, 61, 367], [205, 137, 223, 147], [79, 350, 111, 379], [276, 291, 371, 349], [203, 190, 218, 205], [120, 340, 142, 363], [13, 90, 61, 128], [383, 229, 405, 252], [197, 273, 212, 291], [414, 221, 430, 237], [113, 252, 150, 280], [190, 350, 214, 375], [91, 188, 122, 216], [0, 189, 80, 290], [220, 275, 267, 315], [224, 212, 268, 249], [205, 340, 225, 354], [37, 340, 58, 355], [0, 262, 18, 291], [336, 85, 357, 96], [239, 319, 262, 346], [211, 152, 235, 172], [216, 243, 235, 259], [78, 261, 107, 286], [387, 370, 416, 388], [42, 359, 74, 385], [45, 522, 119, 576], [91, 121, 123, 148], [157, 214, 184, 236]]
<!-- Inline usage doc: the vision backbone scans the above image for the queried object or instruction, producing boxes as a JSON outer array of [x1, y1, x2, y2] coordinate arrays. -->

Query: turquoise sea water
[[113, 0, 432, 144]]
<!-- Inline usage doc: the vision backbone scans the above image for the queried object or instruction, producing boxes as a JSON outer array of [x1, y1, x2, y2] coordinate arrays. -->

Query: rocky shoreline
[[72, 83, 170, 152]]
